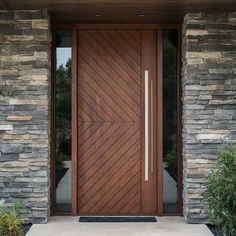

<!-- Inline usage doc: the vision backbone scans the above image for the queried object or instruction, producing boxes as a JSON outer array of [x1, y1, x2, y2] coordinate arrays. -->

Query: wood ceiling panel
[[2, 0, 236, 23], [5, 0, 236, 9], [0, 0, 9, 9]]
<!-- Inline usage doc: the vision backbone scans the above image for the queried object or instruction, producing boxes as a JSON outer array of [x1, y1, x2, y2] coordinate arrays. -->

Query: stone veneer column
[[0, 11, 51, 223], [182, 12, 236, 223]]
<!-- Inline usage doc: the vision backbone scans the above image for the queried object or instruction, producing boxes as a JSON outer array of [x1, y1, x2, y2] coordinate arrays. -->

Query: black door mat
[[79, 216, 157, 223]]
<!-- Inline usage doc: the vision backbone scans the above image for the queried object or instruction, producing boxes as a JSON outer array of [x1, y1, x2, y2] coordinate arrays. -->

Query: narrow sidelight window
[[163, 30, 179, 213], [54, 30, 72, 213]]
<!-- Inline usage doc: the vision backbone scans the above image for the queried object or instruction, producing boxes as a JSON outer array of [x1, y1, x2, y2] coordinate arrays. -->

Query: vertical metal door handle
[[144, 70, 149, 181], [150, 80, 154, 173]]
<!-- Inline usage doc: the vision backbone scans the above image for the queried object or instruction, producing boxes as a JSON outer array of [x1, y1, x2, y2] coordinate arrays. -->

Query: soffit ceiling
[[1, 0, 236, 23]]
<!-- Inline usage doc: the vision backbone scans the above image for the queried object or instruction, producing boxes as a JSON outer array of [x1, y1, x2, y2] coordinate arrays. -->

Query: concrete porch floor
[[27, 216, 213, 236]]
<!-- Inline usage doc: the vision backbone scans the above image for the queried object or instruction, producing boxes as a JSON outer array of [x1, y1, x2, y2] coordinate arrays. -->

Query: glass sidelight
[[163, 30, 179, 213], [54, 30, 72, 213]]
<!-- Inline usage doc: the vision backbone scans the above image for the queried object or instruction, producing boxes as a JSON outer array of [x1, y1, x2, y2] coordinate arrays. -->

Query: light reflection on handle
[[144, 70, 149, 181]]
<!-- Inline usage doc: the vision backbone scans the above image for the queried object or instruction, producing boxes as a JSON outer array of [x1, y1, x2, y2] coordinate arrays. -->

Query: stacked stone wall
[[0, 10, 51, 223], [183, 12, 236, 223]]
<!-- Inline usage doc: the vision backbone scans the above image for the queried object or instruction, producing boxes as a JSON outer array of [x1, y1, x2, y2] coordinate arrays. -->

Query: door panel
[[141, 30, 157, 213], [78, 30, 156, 214]]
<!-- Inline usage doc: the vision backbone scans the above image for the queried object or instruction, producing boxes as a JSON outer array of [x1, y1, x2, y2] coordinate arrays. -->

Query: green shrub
[[0, 200, 25, 236], [204, 146, 236, 236]]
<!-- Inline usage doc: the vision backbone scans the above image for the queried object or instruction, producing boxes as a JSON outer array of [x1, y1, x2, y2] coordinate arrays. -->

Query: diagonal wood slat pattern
[[78, 30, 142, 214]]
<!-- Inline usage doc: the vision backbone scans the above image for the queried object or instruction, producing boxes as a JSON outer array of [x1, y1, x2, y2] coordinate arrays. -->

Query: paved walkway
[[27, 216, 213, 236]]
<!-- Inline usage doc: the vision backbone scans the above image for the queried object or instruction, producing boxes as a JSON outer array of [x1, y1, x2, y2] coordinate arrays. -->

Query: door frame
[[50, 24, 182, 216]]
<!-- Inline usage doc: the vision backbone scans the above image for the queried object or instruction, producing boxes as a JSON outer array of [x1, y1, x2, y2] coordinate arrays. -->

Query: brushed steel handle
[[150, 79, 154, 173], [144, 70, 149, 181]]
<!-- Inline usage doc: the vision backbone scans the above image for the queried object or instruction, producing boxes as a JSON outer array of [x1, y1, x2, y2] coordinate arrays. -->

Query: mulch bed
[[23, 223, 32, 235], [207, 225, 224, 236]]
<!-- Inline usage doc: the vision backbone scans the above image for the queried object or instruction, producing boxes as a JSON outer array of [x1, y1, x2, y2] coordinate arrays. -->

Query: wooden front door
[[77, 29, 157, 214]]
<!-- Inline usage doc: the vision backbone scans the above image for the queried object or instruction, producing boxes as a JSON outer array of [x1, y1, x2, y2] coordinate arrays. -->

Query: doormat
[[79, 216, 157, 223]]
